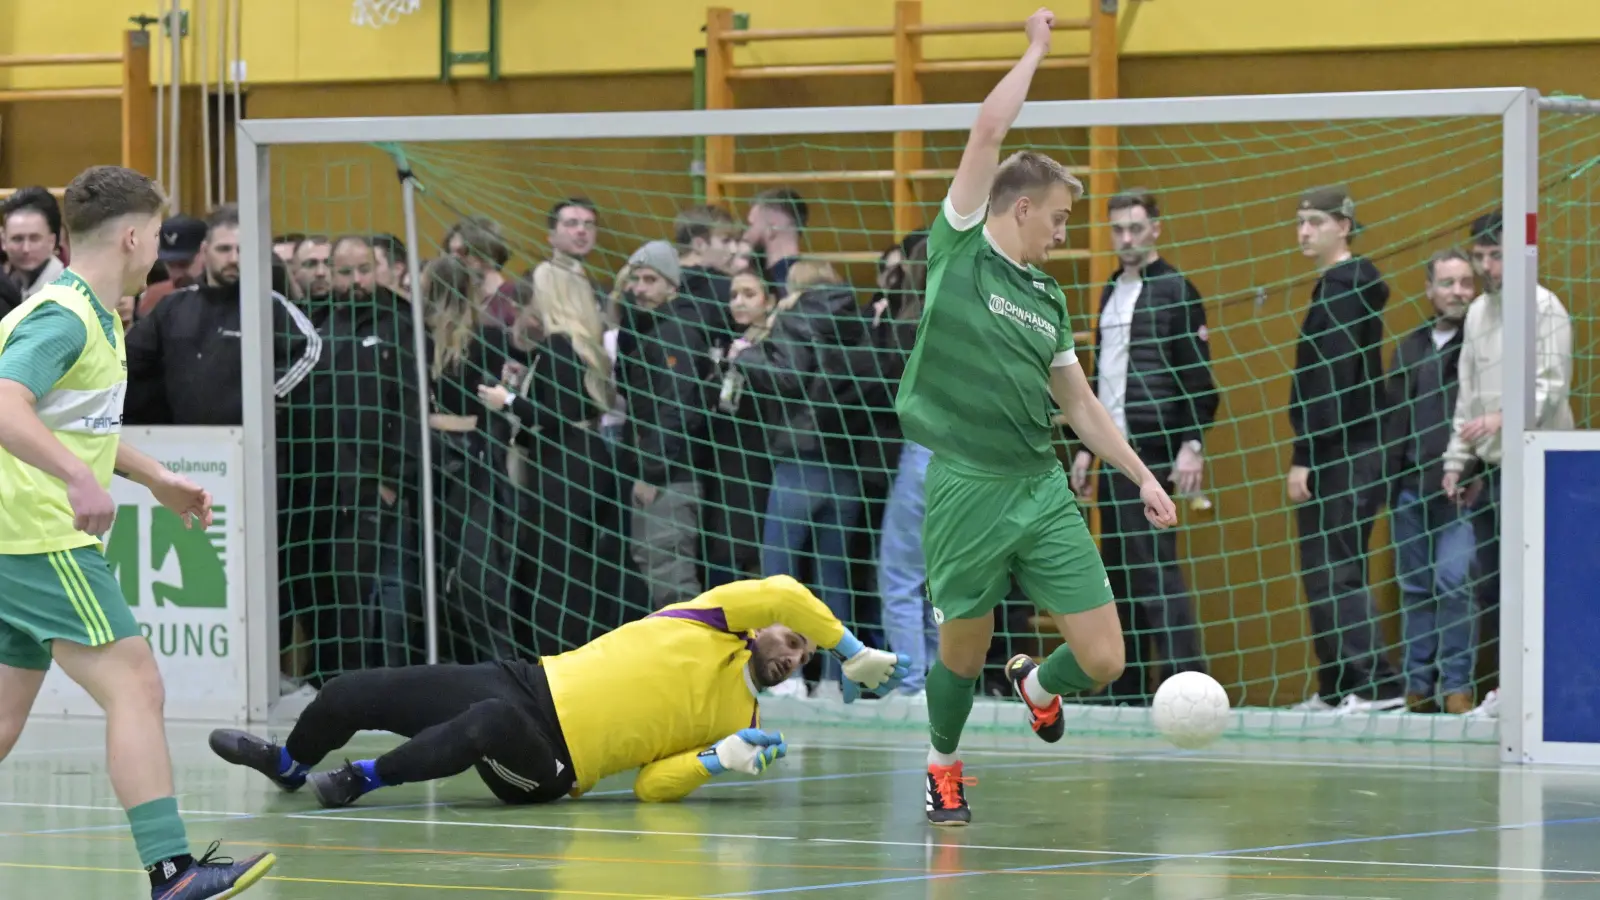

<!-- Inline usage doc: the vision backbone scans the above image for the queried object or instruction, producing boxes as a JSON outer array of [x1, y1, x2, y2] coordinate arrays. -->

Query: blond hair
[[778, 258, 842, 311], [421, 256, 482, 383], [523, 275, 615, 411], [989, 150, 1085, 212]]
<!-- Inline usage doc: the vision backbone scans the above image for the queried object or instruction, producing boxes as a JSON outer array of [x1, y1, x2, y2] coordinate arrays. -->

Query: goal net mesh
[[265, 107, 1599, 742]]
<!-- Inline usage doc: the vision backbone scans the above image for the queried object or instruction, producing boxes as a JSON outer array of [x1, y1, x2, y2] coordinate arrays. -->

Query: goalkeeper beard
[[749, 625, 815, 687]]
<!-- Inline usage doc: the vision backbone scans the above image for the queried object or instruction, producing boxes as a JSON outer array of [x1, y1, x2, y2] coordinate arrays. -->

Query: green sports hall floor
[[2, 717, 1597, 899]]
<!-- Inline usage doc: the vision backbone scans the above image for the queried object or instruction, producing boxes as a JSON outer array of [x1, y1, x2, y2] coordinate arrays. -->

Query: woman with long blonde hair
[[477, 276, 625, 655], [419, 254, 522, 663]]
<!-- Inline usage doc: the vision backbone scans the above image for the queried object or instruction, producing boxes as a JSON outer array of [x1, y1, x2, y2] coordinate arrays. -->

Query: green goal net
[[262, 99, 1599, 743]]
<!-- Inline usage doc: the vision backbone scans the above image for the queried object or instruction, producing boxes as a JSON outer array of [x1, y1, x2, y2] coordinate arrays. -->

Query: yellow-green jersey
[[894, 197, 1077, 475], [0, 270, 127, 555]]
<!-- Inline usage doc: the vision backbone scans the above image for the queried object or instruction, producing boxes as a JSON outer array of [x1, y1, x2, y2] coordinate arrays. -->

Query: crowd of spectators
[[0, 180, 1567, 714]]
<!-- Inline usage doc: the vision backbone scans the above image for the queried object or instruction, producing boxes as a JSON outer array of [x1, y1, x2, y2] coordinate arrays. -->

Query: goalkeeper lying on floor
[[210, 576, 908, 806]]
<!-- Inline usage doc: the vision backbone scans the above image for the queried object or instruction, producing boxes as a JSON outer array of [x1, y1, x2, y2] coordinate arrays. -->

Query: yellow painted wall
[[4, 0, 1600, 89]]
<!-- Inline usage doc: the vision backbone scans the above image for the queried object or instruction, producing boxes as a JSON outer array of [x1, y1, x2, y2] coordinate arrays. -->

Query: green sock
[[925, 661, 978, 756], [1037, 643, 1100, 696], [128, 797, 189, 868]]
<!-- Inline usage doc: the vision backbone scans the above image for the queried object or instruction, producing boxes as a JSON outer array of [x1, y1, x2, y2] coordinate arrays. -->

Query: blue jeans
[[366, 505, 422, 668], [877, 442, 936, 693], [1392, 488, 1479, 696], [762, 460, 862, 682]]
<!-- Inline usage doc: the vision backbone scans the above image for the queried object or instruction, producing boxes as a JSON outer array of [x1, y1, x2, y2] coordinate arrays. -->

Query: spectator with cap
[[136, 213, 210, 318], [2, 187, 66, 299], [1285, 185, 1404, 714], [613, 239, 716, 608]]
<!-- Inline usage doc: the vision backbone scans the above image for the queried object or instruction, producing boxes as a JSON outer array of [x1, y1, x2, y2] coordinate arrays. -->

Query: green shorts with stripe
[[923, 456, 1113, 622], [0, 546, 141, 670]]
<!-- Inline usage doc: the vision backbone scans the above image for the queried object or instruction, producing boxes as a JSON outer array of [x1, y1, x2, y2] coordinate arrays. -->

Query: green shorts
[[0, 546, 141, 670], [922, 456, 1112, 622]]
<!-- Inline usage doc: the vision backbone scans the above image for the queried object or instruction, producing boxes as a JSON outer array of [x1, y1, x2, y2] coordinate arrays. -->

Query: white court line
[[1198, 853, 1600, 878], [814, 838, 1600, 876], [288, 812, 1600, 878], [800, 741, 1600, 777]]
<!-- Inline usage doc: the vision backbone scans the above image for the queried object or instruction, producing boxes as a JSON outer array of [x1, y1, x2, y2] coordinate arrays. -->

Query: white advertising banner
[[37, 427, 249, 722]]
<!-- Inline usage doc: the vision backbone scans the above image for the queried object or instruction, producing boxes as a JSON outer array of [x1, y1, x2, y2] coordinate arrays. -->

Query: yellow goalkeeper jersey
[[542, 575, 847, 801]]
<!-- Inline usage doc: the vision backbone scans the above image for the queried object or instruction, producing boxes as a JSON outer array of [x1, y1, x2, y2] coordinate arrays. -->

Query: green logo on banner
[[104, 504, 228, 609]]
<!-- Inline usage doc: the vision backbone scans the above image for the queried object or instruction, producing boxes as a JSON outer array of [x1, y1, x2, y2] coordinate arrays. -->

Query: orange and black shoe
[[925, 761, 975, 826], [1006, 654, 1065, 743]]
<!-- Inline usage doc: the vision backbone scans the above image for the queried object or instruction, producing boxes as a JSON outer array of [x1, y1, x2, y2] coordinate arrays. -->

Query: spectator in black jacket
[[1069, 189, 1215, 705], [743, 188, 806, 289], [1382, 249, 1478, 714], [0, 269, 21, 321], [416, 255, 522, 664], [283, 236, 423, 685], [615, 240, 714, 608], [702, 266, 777, 590], [673, 204, 738, 345], [479, 278, 621, 655], [1286, 186, 1403, 712], [735, 261, 873, 699], [124, 205, 321, 426]]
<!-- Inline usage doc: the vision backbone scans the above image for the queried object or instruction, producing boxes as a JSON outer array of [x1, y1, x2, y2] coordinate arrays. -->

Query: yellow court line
[[0, 862, 711, 898]]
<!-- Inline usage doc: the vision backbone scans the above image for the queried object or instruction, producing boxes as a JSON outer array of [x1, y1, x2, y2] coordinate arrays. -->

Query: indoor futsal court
[[2, 718, 1597, 898]]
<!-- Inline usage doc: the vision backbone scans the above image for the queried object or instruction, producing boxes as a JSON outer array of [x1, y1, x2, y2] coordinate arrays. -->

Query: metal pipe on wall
[[167, 0, 182, 212], [231, 0, 243, 204], [216, 0, 229, 205], [199, 0, 212, 213], [154, 7, 165, 193]]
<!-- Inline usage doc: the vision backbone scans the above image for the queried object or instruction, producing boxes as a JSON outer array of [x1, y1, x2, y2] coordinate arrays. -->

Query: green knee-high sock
[[926, 662, 978, 756], [128, 797, 189, 869], [1037, 643, 1100, 696]]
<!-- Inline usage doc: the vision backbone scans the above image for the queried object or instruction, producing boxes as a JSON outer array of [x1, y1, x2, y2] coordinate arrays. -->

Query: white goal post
[[234, 87, 1588, 763]]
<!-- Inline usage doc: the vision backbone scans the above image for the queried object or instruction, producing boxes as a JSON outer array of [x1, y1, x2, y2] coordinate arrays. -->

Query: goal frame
[[236, 87, 1565, 762]]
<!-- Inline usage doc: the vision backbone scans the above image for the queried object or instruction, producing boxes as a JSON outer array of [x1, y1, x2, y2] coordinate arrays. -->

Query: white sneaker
[[811, 680, 845, 703], [766, 675, 808, 699], [1470, 689, 1500, 719], [1288, 695, 1335, 712], [1335, 694, 1406, 715]]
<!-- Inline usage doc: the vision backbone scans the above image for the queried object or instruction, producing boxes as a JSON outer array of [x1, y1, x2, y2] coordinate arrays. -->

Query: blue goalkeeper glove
[[697, 729, 788, 776], [833, 632, 911, 704]]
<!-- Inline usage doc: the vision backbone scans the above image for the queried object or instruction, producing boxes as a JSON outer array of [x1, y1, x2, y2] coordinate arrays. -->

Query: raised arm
[[678, 576, 909, 694], [946, 8, 1056, 218]]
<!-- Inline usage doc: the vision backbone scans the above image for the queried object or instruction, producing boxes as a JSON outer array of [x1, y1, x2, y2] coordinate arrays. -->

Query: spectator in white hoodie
[[1441, 210, 1574, 719]]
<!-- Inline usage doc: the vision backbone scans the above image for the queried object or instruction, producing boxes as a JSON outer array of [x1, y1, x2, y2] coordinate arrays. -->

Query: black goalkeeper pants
[[284, 661, 576, 804]]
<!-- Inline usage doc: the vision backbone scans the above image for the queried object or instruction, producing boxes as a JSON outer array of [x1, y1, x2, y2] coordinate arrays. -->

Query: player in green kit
[[895, 8, 1180, 825], [0, 167, 276, 898]]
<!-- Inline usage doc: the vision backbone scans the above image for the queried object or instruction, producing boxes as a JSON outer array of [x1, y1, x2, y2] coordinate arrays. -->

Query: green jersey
[[895, 199, 1076, 474]]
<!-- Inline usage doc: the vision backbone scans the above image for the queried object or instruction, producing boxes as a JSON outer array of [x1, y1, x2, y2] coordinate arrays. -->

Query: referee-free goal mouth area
[[2, 718, 1598, 898]]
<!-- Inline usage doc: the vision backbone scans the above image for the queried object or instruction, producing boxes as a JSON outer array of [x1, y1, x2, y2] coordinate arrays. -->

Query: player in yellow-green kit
[[894, 8, 1179, 825], [0, 167, 276, 897], [208, 576, 909, 805]]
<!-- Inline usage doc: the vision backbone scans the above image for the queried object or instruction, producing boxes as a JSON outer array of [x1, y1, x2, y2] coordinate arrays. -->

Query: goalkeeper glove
[[698, 729, 788, 776], [834, 631, 911, 696]]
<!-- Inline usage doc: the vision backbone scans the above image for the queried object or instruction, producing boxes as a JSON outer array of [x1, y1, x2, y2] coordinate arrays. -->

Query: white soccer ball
[[1151, 671, 1231, 749]]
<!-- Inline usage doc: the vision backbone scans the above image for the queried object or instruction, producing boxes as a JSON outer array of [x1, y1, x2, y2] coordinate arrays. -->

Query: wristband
[[697, 747, 725, 776], [833, 630, 865, 661]]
